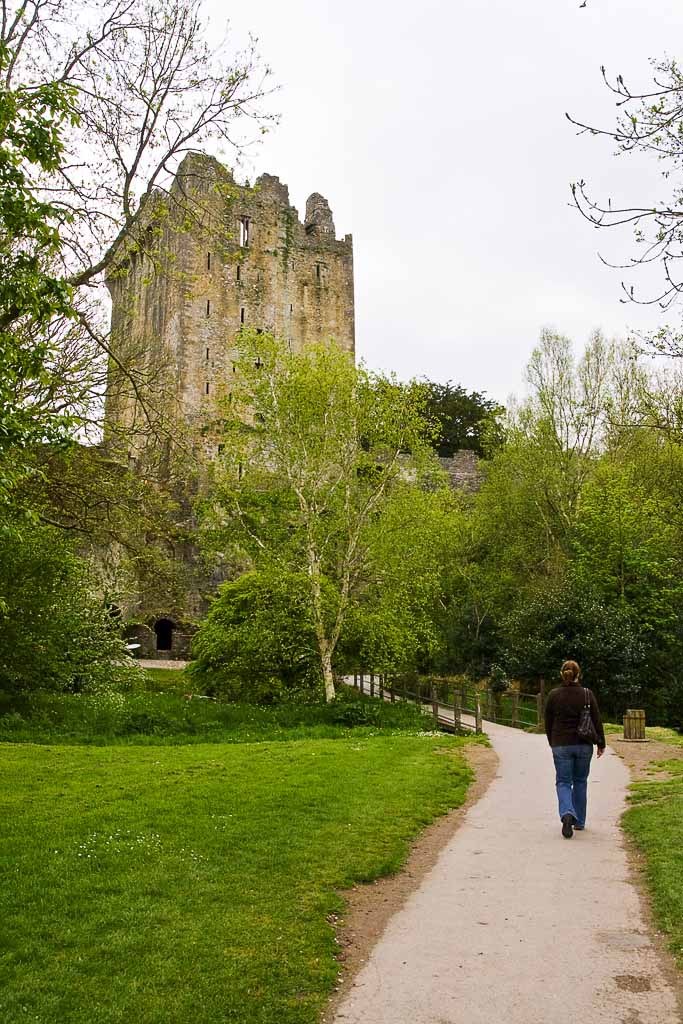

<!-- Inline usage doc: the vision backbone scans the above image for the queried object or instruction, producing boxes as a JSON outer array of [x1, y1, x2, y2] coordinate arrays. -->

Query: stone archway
[[154, 618, 175, 652]]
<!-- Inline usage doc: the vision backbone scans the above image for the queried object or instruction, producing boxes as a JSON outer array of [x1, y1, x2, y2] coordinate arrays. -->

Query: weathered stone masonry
[[105, 152, 355, 456]]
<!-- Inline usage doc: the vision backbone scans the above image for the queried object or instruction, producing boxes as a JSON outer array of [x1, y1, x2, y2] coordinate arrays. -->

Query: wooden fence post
[[453, 687, 461, 732], [475, 692, 483, 734], [379, 675, 384, 701], [370, 673, 375, 698], [431, 683, 439, 726], [353, 672, 358, 690], [536, 678, 546, 730], [389, 679, 395, 703], [511, 691, 519, 729]]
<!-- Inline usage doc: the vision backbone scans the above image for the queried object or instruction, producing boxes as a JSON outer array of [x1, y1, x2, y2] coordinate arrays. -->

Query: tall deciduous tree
[[349, 484, 463, 675], [422, 380, 504, 457], [201, 332, 436, 702], [1, 0, 276, 444], [0, 43, 77, 497]]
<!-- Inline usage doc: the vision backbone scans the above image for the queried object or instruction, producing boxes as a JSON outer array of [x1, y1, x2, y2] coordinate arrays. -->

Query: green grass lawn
[[0, 733, 475, 1023], [622, 754, 683, 967], [139, 666, 191, 694]]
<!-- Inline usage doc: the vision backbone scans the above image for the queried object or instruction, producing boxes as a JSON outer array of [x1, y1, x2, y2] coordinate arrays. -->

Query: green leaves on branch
[[199, 332, 441, 701], [0, 48, 78, 475], [188, 570, 329, 703]]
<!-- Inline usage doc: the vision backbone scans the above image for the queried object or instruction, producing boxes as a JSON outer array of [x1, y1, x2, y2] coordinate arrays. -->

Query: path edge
[[608, 736, 683, 1020], [322, 741, 499, 1023]]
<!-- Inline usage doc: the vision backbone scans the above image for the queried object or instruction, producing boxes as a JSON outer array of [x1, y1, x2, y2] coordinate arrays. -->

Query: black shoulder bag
[[577, 687, 600, 744]]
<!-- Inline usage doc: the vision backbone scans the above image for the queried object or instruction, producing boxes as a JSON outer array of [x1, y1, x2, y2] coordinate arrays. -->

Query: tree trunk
[[321, 647, 336, 703], [304, 530, 338, 703]]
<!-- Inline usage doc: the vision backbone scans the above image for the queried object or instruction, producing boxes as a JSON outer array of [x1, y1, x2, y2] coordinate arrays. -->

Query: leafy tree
[[436, 331, 683, 722], [0, 0, 276, 452], [0, 522, 137, 694], [188, 571, 324, 702], [347, 484, 462, 675], [202, 332, 437, 702], [572, 463, 683, 635], [0, 44, 77, 504], [498, 577, 646, 716], [422, 380, 504, 457], [0, 1, 274, 691]]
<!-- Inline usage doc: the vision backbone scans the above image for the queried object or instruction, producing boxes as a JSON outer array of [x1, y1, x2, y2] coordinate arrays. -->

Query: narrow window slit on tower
[[290, 304, 293, 313], [316, 263, 321, 280], [236, 264, 241, 282], [207, 252, 211, 270], [239, 217, 250, 247], [205, 382, 210, 395], [240, 308, 245, 324], [206, 348, 209, 360], [206, 299, 211, 316]]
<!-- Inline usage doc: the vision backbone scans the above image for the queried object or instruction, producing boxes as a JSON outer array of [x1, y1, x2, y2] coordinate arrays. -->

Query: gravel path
[[136, 658, 188, 670], [333, 722, 681, 1024]]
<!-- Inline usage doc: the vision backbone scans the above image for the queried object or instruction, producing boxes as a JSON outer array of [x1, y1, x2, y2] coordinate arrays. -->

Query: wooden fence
[[346, 672, 547, 735]]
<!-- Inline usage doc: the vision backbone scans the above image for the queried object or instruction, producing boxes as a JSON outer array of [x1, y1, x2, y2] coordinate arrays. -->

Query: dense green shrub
[[0, 523, 140, 694], [499, 580, 647, 718], [188, 570, 328, 702], [325, 686, 428, 728]]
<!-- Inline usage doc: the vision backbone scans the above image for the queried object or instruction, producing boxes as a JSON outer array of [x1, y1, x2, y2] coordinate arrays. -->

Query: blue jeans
[[552, 744, 593, 828]]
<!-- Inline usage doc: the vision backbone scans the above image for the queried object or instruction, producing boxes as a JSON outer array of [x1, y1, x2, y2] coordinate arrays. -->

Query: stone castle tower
[[104, 152, 354, 657], [105, 151, 355, 459]]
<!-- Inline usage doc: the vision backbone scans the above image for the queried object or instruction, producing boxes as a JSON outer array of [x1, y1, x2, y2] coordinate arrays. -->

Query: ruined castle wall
[[438, 450, 483, 493], [105, 153, 354, 456]]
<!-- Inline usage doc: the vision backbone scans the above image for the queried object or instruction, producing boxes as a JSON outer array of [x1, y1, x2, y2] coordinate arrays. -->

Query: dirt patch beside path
[[323, 742, 498, 1022], [608, 733, 683, 782]]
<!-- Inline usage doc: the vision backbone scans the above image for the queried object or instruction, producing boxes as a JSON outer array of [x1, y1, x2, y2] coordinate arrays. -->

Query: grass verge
[[622, 752, 683, 967], [0, 733, 475, 1023], [0, 684, 434, 745]]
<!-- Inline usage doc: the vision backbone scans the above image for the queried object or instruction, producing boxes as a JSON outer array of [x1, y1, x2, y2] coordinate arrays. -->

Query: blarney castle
[[104, 152, 356, 657], [104, 151, 479, 658]]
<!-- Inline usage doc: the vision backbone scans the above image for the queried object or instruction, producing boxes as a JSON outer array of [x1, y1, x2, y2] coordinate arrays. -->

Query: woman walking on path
[[544, 660, 606, 838]]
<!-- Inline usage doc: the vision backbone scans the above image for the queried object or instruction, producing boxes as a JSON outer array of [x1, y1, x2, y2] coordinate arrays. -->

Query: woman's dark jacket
[[544, 683, 606, 750]]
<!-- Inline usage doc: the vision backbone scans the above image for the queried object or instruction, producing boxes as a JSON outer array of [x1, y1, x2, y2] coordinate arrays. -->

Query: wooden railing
[[345, 672, 546, 735]]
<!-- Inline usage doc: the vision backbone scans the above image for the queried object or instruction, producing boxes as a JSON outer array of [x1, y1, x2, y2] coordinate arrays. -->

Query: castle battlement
[[105, 152, 354, 453]]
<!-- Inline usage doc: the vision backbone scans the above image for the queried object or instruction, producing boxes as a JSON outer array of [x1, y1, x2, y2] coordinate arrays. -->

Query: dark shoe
[[561, 813, 575, 839], [574, 824, 585, 831]]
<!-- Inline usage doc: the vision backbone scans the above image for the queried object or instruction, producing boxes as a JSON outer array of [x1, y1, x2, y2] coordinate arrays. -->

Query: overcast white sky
[[205, 0, 683, 403]]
